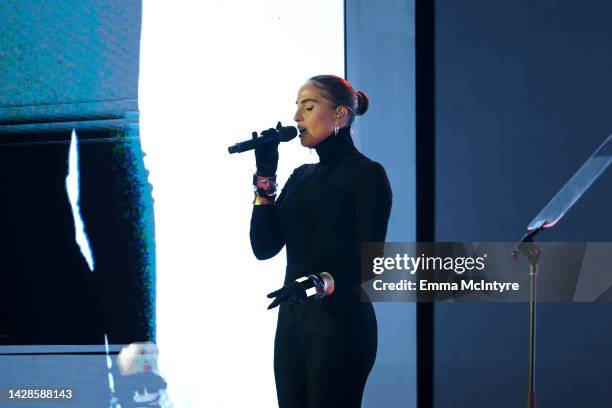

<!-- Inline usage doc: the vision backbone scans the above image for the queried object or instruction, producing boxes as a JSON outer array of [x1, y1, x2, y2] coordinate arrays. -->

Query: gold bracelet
[[253, 193, 275, 206]]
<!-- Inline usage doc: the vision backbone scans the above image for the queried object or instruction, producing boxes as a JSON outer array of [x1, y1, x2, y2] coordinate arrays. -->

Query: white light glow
[[139, 2, 343, 406], [66, 128, 94, 271]]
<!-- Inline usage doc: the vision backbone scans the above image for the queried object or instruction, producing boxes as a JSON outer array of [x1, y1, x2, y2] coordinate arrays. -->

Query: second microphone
[[266, 272, 335, 310]]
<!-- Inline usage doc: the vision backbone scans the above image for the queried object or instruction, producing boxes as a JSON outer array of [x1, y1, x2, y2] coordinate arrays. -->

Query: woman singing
[[250, 75, 392, 408]]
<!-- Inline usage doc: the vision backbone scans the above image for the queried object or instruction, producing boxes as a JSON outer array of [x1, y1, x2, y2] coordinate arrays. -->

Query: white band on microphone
[[295, 276, 318, 298], [305, 287, 317, 297]]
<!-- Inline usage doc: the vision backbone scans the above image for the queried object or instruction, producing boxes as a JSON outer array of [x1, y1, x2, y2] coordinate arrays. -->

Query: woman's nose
[[293, 110, 302, 123]]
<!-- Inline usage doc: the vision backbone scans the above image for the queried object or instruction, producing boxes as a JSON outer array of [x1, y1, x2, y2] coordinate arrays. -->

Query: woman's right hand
[[253, 122, 282, 176]]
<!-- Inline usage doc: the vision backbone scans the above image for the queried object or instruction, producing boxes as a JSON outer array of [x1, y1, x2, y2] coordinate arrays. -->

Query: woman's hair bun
[[356, 90, 369, 116]]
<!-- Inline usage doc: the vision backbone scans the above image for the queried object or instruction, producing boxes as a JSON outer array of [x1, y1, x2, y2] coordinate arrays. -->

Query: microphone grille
[[280, 126, 298, 142]]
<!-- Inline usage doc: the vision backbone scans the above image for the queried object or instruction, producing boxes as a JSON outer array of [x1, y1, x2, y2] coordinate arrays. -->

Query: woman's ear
[[336, 106, 349, 126]]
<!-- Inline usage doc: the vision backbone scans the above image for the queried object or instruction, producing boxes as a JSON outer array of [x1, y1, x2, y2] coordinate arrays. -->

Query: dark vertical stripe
[[415, 0, 435, 407]]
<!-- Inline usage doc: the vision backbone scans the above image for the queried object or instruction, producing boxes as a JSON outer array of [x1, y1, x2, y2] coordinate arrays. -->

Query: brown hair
[[308, 75, 369, 125]]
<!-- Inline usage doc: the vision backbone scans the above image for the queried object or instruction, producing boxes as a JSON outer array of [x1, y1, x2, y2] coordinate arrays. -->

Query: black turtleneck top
[[250, 127, 392, 299]]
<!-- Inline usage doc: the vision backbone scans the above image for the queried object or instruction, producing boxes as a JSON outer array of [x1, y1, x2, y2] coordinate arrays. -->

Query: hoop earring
[[333, 122, 339, 136]]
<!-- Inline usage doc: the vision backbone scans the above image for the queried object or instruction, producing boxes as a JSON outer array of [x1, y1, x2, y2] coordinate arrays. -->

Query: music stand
[[511, 134, 612, 408]]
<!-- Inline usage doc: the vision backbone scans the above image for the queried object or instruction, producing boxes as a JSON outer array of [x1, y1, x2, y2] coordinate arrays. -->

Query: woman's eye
[[305, 106, 314, 111]]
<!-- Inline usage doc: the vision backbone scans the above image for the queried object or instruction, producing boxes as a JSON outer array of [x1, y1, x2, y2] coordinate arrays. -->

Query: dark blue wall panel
[[434, 1, 612, 407]]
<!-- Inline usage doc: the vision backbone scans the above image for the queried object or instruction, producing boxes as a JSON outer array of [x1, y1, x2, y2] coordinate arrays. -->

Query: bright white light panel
[[139, 1, 344, 406]]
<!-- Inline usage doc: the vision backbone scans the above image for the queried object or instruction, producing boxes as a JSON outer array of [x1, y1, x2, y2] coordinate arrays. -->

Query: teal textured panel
[[0, 0, 141, 108]]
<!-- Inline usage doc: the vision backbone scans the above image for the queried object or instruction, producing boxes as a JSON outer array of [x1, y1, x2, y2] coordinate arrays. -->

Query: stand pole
[[527, 262, 538, 408], [513, 234, 541, 408]]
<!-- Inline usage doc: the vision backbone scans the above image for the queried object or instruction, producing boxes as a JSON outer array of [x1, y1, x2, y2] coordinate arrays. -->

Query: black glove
[[266, 281, 306, 309], [253, 122, 282, 176]]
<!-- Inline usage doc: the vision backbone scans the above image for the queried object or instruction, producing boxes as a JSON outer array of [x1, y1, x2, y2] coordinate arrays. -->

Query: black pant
[[274, 298, 377, 408]]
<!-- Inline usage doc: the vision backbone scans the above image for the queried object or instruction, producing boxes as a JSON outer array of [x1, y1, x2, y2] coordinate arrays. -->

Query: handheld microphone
[[267, 272, 335, 310], [228, 122, 298, 154]]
